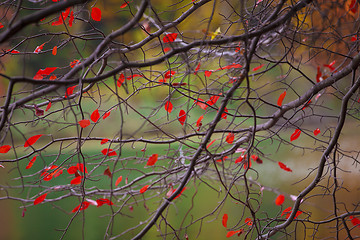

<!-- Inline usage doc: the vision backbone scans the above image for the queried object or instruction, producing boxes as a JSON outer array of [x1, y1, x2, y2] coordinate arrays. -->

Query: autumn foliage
[[0, 0, 360, 239]]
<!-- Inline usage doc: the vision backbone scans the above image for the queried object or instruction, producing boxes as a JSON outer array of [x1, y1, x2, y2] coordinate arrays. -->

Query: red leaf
[[96, 198, 113, 207], [313, 128, 320, 136], [101, 148, 117, 156], [173, 187, 187, 199], [221, 107, 228, 119], [101, 138, 109, 144], [324, 60, 335, 72], [350, 216, 360, 228], [275, 194, 285, 206], [72, 201, 90, 212], [52, 46, 57, 56], [52, 15, 63, 26], [34, 43, 45, 53], [163, 33, 178, 43], [196, 115, 204, 131], [207, 139, 216, 149], [290, 129, 301, 141], [0, 145, 11, 153], [226, 230, 244, 238], [252, 64, 264, 72], [76, 163, 88, 173], [316, 66, 322, 83], [24, 134, 43, 147], [226, 133, 234, 144], [104, 166, 112, 178], [117, 73, 125, 87], [34, 193, 47, 205], [217, 63, 242, 71], [277, 91, 286, 106], [204, 70, 212, 77], [194, 63, 201, 74], [65, 85, 77, 98], [70, 60, 79, 68], [0, 22, 3, 29], [252, 155, 263, 164], [245, 217, 253, 226], [120, 2, 129, 8], [302, 100, 312, 110], [33, 67, 58, 80], [351, 35, 357, 42], [46, 101, 52, 112], [178, 110, 186, 126], [146, 153, 158, 166], [278, 162, 292, 172], [164, 70, 176, 79], [165, 101, 173, 113], [91, 7, 102, 21], [91, 109, 100, 122], [194, 98, 208, 110], [67, 166, 78, 174], [140, 185, 149, 193], [163, 47, 171, 52], [115, 176, 123, 186], [103, 111, 111, 119], [281, 207, 292, 217], [222, 213, 228, 228], [26, 155, 38, 169], [78, 119, 90, 128], [70, 176, 83, 185], [69, 11, 74, 26], [207, 95, 220, 106]]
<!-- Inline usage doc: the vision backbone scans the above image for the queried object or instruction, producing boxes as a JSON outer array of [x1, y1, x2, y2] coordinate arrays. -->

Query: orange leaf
[[245, 217, 253, 226], [104, 166, 112, 178], [278, 162, 292, 172], [290, 129, 301, 141], [34, 193, 47, 205], [252, 64, 264, 71], [24, 134, 43, 147], [78, 119, 90, 128], [163, 33, 178, 43], [52, 46, 57, 55], [0, 145, 11, 153], [165, 101, 173, 113], [313, 128, 320, 136], [91, 7, 102, 21], [91, 109, 100, 122], [101, 138, 109, 144], [44, 102, 52, 112], [101, 148, 117, 156], [146, 153, 158, 166], [140, 185, 149, 193], [70, 176, 83, 185], [115, 176, 123, 186], [226, 133, 234, 144], [25, 155, 38, 169], [222, 213, 228, 228], [178, 110, 186, 126], [277, 91, 286, 106], [275, 194, 285, 206]]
